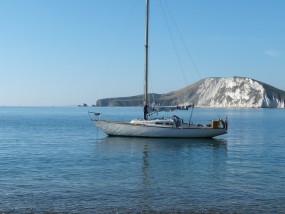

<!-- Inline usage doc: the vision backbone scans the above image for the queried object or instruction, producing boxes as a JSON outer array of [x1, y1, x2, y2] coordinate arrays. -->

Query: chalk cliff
[[96, 77, 285, 108]]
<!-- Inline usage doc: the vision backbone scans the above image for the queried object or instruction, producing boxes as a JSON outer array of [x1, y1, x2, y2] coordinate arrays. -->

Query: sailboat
[[89, 0, 228, 138]]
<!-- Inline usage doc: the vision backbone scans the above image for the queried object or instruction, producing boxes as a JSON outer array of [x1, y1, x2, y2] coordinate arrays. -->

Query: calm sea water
[[0, 107, 284, 213]]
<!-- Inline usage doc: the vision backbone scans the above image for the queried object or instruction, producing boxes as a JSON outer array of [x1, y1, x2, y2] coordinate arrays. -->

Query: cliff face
[[185, 77, 285, 108], [96, 77, 285, 108]]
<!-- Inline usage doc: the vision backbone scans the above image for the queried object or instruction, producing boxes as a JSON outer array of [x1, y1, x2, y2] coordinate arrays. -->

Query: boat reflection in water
[[94, 137, 228, 212], [96, 136, 227, 153]]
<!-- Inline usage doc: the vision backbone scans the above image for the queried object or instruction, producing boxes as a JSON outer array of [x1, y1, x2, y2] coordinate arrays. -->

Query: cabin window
[[155, 122, 163, 125], [165, 122, 174, 125]]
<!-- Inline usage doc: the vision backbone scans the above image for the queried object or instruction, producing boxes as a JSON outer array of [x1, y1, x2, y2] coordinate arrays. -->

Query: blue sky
[[1, 0, 284, 106]]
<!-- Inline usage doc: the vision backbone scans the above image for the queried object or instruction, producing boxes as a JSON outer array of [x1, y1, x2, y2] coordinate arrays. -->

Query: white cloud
[[264, 49, 281, 57]]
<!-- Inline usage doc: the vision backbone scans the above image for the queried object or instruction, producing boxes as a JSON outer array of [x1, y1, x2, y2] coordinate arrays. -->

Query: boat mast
[[144, 0, 149, 120]]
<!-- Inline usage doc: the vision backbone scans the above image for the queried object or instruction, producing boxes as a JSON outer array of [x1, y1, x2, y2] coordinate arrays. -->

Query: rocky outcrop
[[96, 77, 285, 108]]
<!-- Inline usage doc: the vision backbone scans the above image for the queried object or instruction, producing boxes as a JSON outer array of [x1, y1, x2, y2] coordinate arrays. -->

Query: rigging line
[[161, 1, 221, 120], [162, 0, 202, 81], [159, 0, 188, 87], [96, 0, 139, 102]]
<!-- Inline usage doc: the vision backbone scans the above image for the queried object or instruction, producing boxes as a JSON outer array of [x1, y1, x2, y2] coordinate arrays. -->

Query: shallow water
[[0, 107, 284, 213]]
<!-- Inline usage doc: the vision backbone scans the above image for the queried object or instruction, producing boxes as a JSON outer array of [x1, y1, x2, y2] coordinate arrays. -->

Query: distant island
[[78, 103, 96, 107], [78, 103, 88, 107], [95, 77, 285, 108]]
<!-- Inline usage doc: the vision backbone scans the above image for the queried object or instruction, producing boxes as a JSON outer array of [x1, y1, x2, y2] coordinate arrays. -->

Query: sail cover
[[149, 105, 194, 114]]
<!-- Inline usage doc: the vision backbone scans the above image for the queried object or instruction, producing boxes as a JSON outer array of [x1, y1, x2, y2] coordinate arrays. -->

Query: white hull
[[93, 120, 227, 138]]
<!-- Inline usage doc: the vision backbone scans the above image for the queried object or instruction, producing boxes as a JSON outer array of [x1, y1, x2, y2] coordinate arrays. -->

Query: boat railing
[[88, 111, 101, 121], [88, 111, 135, 122]]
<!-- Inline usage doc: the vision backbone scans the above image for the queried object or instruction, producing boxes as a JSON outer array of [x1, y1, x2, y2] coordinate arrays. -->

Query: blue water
[[0, 107, 284, 213]]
